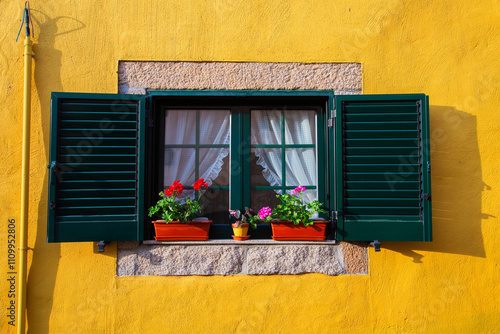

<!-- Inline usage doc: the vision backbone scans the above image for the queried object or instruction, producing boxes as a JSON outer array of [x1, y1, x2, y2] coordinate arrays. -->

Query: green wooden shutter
[[47, 93, 146, 242], [333, 94, 432, 241]]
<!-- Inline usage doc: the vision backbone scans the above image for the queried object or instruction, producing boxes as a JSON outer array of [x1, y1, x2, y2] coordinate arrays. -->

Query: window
[[147, 93, 328, 239], [48, 91, 431, 243]]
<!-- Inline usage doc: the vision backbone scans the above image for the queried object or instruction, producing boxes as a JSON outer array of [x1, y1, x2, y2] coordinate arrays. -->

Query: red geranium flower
[[171, 180, 183, 195], [165, 188, 173, 196], [193, 178, 209, 191]]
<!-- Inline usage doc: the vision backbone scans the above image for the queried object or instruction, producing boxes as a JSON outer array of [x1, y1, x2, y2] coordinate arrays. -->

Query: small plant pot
[[271, 220, 328, 241], [152, 220, 212, 241], [232, 222, 250, 240]]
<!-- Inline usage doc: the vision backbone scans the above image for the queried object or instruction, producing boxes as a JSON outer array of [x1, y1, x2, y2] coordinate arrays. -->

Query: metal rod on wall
[[17, 2, 34, 333]]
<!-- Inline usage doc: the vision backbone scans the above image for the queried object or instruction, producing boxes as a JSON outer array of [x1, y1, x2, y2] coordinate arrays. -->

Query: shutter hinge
[[423, 193, 431, 201], [427, 161, 431, 173], [328, 98, 336, 127], [331, 211, 338, 220]]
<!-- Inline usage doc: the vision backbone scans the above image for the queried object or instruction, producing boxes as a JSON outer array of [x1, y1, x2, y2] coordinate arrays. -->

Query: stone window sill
[[142, 239, 338, 246], [117, 240, 367, 277]]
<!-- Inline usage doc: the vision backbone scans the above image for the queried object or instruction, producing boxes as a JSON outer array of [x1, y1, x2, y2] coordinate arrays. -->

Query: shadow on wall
[[27, 10, 85, 334], [384, 105, 487, 262]]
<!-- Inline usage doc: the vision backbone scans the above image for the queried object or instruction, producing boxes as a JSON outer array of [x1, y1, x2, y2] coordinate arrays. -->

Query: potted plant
[[148, 178, 212, 240], [257, 186, 327, 240], [229, 208, 259, 240]]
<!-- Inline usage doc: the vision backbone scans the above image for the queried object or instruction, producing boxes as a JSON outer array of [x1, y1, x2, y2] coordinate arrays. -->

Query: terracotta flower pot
[[232, 222, 250, 240], [271, 220, 328, 241], [152, 220, 212, 241]]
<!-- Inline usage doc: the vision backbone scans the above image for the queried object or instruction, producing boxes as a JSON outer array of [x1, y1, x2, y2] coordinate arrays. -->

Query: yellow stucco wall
[[1, 0, 499, 332]]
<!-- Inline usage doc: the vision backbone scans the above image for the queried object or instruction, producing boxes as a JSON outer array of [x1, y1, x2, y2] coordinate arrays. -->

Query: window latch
[[48, 161, 60, 185]]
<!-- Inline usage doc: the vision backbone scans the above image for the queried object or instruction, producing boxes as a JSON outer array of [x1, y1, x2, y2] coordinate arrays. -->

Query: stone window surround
[[116, 61, 368, 276]]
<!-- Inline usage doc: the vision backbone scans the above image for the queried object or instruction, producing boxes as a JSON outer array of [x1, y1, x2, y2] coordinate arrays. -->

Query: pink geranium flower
[[291, 185, 306, 195], [258, 206, 272, 220]]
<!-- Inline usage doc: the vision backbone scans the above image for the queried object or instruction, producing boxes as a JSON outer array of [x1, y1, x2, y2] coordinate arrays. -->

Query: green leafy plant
[[229, 208, 259, 230], [148, 178, 209, 223], [257, 186, 326, 226]]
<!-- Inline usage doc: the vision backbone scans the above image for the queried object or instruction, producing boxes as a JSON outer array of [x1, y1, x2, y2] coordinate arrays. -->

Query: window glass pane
[[299, 189, 318, 204], [250, 189, 281, 211], [199, 189, 229, 223], [199, 148, 229, 186], [285, 148, 317, 187], [251, 109, 281, 145], [200, 155, 229, 222], [284, 110, 316, 144], [199, 110, 230, 144], [165, 110, 196, 145], [164, 148, 196, 186], [250, 148, 282, 186]]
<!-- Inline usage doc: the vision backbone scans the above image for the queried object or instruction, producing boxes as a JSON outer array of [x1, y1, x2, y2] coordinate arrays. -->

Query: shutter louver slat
[[59, 180, 136, 189], [345, 180, 419, 189]]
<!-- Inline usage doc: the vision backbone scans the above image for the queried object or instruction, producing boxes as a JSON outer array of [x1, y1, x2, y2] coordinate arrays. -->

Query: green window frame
[[48, 90, 431, 244]]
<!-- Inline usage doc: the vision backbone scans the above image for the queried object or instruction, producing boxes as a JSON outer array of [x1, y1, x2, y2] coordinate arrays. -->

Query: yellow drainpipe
[[18, 15, 33, 334]]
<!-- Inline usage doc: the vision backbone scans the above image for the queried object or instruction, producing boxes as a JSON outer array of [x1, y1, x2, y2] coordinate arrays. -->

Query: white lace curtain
[[164, 109, 317, 203]]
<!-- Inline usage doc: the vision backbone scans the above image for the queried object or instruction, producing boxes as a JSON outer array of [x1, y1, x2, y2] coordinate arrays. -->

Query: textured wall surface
[[1, 0, 499, 333]]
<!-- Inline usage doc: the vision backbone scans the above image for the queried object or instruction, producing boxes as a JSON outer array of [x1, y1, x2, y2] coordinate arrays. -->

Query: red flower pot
[[152, 220, 212, 241], [271, 220, 328, 241]]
